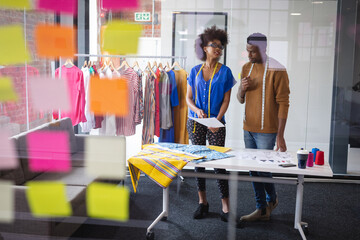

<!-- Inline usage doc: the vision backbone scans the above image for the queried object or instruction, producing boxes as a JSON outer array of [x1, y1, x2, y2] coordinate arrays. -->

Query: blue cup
[[297, 150, 309, 169]]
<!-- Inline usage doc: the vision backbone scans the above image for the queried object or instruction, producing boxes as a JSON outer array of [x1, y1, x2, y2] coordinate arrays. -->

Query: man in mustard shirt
[[237, 33, 290, 222]]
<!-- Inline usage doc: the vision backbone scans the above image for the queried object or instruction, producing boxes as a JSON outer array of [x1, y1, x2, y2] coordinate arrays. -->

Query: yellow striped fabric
[[128, 144, 203, 192]]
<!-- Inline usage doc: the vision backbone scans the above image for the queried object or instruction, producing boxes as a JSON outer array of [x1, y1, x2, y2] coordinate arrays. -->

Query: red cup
[[315, 151, 324, 165], [307, 152, 314, 167]]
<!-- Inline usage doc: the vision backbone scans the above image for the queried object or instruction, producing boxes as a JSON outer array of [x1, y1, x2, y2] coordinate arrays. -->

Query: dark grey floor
[[70, 174, 360, 240]]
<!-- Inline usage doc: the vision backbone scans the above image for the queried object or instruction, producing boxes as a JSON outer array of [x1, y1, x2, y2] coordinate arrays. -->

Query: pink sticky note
[[29, 76, 71, 112], [0, 128, 18, 170], [27, 131, 71, 172], [102, 0, 138, 10], [37, 0, 77, 15]]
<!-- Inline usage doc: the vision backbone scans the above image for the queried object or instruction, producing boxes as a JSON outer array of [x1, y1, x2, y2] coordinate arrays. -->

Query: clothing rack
[[74, 54, 187, 70]]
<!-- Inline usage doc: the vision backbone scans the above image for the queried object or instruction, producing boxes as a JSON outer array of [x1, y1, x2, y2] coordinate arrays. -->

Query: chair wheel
[[146, 230, 154, 240]]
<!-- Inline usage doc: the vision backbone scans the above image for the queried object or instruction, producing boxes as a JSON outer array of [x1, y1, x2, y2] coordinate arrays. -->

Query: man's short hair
[[247, 33, 267, 52]]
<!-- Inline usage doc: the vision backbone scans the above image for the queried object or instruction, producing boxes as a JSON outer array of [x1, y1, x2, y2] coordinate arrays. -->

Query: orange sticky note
[[89, 76, 129, 116], [34, 24, 76, 58]]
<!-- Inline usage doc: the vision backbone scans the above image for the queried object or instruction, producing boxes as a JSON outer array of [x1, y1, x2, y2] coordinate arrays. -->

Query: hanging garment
[[134, 69, 143, 125], [173, 69, 189, 144], [154, 68, 161, 137], [115, 67, 140, 136], [159, 69, 172, 129], [142, 72, 156, 145], [98, 66, 116, 136], [79, 66, 95, 132], [54, 65, 86, 126], [159, 70, 179, 143], [128, 144, 203, 192]]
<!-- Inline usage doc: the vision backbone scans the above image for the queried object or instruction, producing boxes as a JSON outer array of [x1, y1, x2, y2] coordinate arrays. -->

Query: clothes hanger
[[146, 61, 157, 78], [165, 62, 171, 72], [64, 58, 74, 68], [117, 59, 131, 71], [87, 60, 92, 68], [132, 61, 142, 72], [152, 61, 158, 69], [83, 60, 87, 68], [171, 61, 188, 75], [158, 62, 164, 70]]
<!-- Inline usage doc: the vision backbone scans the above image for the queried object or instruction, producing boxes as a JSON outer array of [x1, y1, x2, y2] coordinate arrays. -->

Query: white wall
[[161, 0, 337, 155]]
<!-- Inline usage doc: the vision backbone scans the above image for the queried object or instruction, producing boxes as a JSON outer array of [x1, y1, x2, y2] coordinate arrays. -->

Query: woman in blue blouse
[[186, 25, 236, 222]]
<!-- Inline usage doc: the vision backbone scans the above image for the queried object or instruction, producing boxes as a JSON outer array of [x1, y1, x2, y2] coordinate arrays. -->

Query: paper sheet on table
[[102, 0, 138, 10], [0, 180, 14, 223], [26, 181, 72, 217], [189, 117, 225, 128], [29, 76, 71, 112], [237, 151, 293, 165], [27, 131, 71, 172], [0, 0, 31, 10], [0, 25, 32, 65], [0, 128, 18, 170], [37, 0, 77, 15], [101, 21, 142, 54], [35, 24, 75, 58], [87, 182, 129, 222], [85, 136, 126, 180], [0, 77, 18, 102]]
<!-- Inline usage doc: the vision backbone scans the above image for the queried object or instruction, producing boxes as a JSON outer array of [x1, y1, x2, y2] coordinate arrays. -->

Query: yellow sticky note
[[85, 136, 126, 180], [26, 181, 72, 217], [207, 145, 232, 153], [101, 21, 142, 54], [0, 77, 18, 102], [0, 0, 31, 10], [0, 180, 14, 223], [87, 182, 129, 222], [0, 25, 32, 65]]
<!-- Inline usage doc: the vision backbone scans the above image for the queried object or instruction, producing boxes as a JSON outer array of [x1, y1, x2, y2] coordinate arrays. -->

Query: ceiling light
[[290, 13, 302, 16]]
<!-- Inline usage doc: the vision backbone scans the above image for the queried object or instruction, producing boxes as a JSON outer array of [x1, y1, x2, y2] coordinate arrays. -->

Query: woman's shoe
[[220, 211, 229, 222], [193, 203, 209, 219]]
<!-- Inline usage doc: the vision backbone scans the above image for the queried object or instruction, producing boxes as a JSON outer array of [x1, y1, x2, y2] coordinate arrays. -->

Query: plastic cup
[[315, 151, 324, 165], [307, 152, 314, 167], [312, 148, 319, 162], [297, 149, 309, 169]]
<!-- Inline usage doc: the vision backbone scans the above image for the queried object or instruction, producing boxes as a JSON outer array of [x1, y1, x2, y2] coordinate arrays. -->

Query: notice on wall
[[0, 25, 32, 65], [0, 180, 14, 223], [26, 181, 72, 217], [87, 182, 129, 222], [85, 136, 126, 180]]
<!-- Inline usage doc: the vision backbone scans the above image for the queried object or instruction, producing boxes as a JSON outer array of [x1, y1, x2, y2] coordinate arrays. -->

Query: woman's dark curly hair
[[195, 25, 229, 61]]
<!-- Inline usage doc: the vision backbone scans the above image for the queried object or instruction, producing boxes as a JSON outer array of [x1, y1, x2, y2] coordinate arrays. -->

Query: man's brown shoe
[[267, 197, 279, 213], [240, 207, 270, 222]]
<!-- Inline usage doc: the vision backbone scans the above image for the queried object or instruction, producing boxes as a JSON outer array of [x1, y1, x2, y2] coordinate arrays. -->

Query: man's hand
[[241, 76, 251, 92], [276, 135, 287, 152]]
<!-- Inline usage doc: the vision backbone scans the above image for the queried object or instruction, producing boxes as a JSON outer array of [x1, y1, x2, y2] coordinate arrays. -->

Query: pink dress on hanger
[[54, 65, 86, 126]]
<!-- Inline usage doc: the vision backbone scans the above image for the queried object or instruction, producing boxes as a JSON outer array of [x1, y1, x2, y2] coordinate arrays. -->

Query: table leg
[[146, 187, 169, 238], [295, 175, 308, 240]]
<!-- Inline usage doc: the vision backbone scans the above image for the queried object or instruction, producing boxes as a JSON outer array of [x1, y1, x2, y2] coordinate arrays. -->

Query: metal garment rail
[[74, 54, 187, 68]]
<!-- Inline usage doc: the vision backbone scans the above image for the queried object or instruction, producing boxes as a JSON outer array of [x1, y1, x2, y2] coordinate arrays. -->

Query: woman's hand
[[196, 109, 207, 118], [208, 127, 219, 133]]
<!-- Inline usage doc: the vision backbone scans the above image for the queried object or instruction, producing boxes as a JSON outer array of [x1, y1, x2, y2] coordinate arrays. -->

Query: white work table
[[145, 148, 333, 240]]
